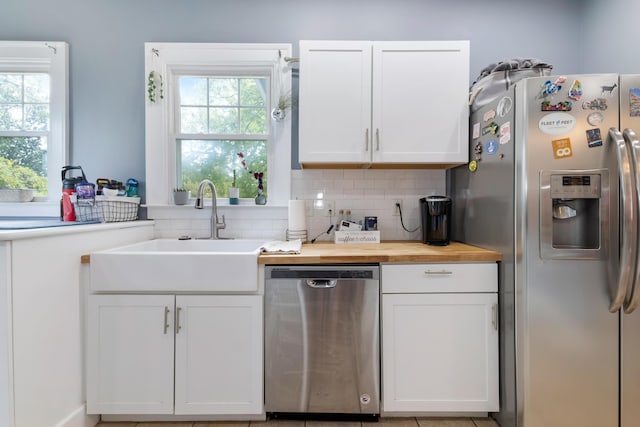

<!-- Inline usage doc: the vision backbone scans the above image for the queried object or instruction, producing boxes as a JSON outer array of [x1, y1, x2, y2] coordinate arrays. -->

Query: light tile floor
[[96, 417, 500, 427]]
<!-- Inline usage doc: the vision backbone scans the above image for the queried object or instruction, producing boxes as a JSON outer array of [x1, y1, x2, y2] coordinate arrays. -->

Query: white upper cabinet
[[299, 40, 470, 168]]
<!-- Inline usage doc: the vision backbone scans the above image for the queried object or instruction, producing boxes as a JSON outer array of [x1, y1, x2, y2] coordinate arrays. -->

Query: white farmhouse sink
[[90, 238, 267, 292]]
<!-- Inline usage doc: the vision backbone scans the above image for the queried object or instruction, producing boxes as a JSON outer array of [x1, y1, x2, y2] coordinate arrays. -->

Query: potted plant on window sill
[[229, 170, 239, 205], [173, 188, 190, 205]]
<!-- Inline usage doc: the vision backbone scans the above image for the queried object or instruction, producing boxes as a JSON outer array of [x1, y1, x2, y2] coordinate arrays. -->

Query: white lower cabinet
[[381, 263, 499, 413], [87, 294, 263, 415]]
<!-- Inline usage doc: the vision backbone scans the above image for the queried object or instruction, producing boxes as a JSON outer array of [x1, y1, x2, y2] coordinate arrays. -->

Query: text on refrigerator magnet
[[582, 98, 608, 110], [541, 100, 572, 111], [630, 88, 640, 117], [586, 128, 603, 148], [539, 112, 576, 135], [587, 112, 604, 126], [499, 122, 511, 144], [552, 138, 573, 159], [497, 96, 513, 117], [601, 83, 617, 96], [485, 140, 498, 155], [568, 80, 583, 100]]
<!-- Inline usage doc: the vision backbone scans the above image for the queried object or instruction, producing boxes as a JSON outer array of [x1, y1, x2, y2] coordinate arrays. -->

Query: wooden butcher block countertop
[[258, 241, 501, 265]]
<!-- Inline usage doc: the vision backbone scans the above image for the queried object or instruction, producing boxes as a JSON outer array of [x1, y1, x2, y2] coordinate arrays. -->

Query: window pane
[[0, 74, 22, 103], [240, 78, 266, 107], [209, 107, 238, 134], [0, 73, 50, 131], [0, 136, 48, 195], [180, 107, 207, 133], [179, 139, 267, 198], [24, 104, 49, 131], [23, 74, 49, 103], [240, 108, 267, 134], [209, 78, 237, 106], [0, 104, 22, 131], [179, 77, 207, 105]]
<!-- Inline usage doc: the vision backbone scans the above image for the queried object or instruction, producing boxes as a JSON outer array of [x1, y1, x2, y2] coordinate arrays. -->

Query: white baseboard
[[54, 405, 99, 427]]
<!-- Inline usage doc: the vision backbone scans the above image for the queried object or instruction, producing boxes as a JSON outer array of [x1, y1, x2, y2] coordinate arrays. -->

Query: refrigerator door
[[516, 74, 619, 427], [619, 74, 640, 427]]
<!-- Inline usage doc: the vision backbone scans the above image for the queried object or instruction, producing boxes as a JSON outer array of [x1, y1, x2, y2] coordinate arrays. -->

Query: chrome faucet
[[195, 179, 226, 239]]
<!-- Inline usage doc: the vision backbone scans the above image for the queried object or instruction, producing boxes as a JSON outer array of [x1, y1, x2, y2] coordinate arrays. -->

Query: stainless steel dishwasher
[[265, 265, 380, 420]]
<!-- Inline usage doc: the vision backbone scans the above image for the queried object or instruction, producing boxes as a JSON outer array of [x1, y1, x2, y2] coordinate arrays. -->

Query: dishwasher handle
[[306, 279, 337, 289]]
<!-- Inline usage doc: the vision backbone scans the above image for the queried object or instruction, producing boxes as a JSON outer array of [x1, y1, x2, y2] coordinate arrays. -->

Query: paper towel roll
[[288, 200, 307, 231]]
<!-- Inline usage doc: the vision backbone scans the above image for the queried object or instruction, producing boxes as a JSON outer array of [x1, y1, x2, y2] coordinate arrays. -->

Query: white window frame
[[145, 42, 292, 206], [0, 41, 68, 208]]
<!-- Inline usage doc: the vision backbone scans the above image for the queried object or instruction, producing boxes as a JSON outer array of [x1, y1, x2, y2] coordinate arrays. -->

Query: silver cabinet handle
[[423, 270, 453, 275], [163, 306, 170, 334], [365, 128, 369, 151], [492, 304, 498, 331], [175, 306, 182, 334], [376, 128, 380, 151]]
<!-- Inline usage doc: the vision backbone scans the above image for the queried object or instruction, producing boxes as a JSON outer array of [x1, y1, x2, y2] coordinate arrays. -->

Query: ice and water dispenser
[[540, 170, 609, 259]]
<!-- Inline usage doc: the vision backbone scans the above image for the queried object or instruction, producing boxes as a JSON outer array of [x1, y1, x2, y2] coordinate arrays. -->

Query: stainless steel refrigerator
[[451, 73, 640, 427]]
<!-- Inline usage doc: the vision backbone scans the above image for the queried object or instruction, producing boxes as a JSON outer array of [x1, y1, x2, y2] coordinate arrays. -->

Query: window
[[145, 43, 292, 206], [0, 42, 68, 201], [177, 76, 269, 198]]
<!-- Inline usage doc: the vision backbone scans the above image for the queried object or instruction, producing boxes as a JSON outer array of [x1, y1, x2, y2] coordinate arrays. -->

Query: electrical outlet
[[324, 200, 335, 217], [393, 199, 402, 216]]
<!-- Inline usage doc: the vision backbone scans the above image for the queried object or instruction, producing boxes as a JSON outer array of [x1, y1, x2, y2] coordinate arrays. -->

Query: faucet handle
[[217, 214, 226, 229]]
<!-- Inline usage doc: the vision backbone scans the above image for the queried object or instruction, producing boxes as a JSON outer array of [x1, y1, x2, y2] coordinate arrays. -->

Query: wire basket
[[74, 196, 140, 223]]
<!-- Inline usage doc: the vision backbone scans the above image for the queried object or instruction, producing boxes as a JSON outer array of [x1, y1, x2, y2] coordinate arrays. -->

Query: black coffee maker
[[420, 195, 452, 246]]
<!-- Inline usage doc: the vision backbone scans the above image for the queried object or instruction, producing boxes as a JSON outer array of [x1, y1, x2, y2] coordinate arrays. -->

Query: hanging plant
[[271, 91, 295, 121], [147, 71, 164, 103]]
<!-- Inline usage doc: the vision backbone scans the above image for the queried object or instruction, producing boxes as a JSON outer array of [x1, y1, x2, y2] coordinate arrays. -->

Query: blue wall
[[2, 0, 587, 184]]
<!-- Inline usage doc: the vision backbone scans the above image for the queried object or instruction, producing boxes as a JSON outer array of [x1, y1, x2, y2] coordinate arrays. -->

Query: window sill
[[0, 201, 59, 217], [146, 203, 288, 220]]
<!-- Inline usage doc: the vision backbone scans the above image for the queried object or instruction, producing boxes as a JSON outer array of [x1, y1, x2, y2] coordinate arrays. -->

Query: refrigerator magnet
[[468, 159, 478, 172], [630, 88, 640, 117], [482, 122, 499, 135], [552, 138, 573, 159], [485, 140, 498, 155], [568, 80, 583, 100], [483, 109, 496, 122], [587, 112, 604, 126], [472, 122, 480, 139], [586, 128, 603, 148], [541, 100, 572, 111], [497, 96, 513, 117], [600, 83, 617, 96], [582, 97, 608, 110], [499, 122, 511, 144]]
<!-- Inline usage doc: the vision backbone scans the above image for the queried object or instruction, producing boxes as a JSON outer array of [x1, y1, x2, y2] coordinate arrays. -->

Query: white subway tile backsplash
[[148, 168, 446, 241]]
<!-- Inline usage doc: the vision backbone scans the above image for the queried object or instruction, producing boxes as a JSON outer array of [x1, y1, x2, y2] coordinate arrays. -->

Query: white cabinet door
[[372, 41, 469, 164], [298, 40, 469, 167], [382, 292, 498, 412], [87, 294, 175, 414], [298, 40, 372, 165], [174, 295, 263, 415]]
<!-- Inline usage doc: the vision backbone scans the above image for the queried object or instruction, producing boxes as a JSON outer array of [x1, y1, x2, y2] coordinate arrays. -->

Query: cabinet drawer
[[381, 263, 497, 293]]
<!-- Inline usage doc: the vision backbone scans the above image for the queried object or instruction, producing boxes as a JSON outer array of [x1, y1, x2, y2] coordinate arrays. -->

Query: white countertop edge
[[0, 220, 155, 241]]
